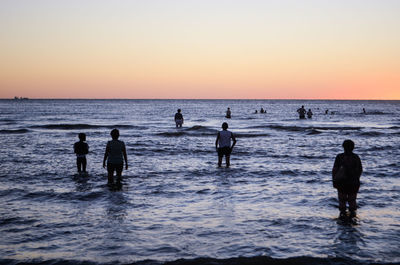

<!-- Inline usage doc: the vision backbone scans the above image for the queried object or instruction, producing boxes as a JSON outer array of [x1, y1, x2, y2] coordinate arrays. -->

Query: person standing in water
[[332, 140, 363, 219], [307, 109, 313, 119], [103, 129, 128, 185], [297, 105, 306, 119], [215, 122, 237, 168], [74, 133, 89, 173], [226, 108, 231, 118], [174, 109, 184, 128]]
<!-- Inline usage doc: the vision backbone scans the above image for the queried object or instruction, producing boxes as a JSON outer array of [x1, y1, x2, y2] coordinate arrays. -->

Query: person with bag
[[332, 139, 363, 219]]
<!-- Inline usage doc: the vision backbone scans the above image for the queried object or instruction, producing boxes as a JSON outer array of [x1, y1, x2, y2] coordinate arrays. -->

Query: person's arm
[[123, 143, 128, 170], [85, 143, 89, 155], [103, 143, 109, 168], [230, 133, 237, 150], [215, 132, 220, 150]]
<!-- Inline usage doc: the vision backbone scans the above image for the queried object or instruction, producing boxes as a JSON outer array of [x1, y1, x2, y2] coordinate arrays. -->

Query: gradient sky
[[1, 0, 399, 99]]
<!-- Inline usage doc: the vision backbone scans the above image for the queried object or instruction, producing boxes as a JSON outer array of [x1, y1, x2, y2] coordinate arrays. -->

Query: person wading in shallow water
[[74, 133, 89, 173], [103, 129, 128, 185], [174, 109, 184, 128], [215, 122, 237, 168], [332, 139, 363, 219]]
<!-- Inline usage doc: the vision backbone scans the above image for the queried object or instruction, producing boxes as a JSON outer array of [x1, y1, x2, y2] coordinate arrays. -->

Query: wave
[[0, 255, 394, 265], [268, 125, 363, 132], [0, 129, 30, 134], [358, 131, 385, 137], [29, 124, 146, 130]]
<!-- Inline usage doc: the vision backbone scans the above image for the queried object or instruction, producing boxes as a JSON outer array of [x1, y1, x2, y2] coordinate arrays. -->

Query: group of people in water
[[74, 107, 363, 221]]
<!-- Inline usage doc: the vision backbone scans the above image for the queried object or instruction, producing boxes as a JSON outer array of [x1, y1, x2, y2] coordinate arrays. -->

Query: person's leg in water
[[82, 157, 87, 173], [107, 164, 115, 184], [348, 193, 358, 217], [218, 155, 223, 167], [338, 192, 348, 218], [77, 158, 82, 173], [115, 164, 123, 185], [225, 154, 230, 168]]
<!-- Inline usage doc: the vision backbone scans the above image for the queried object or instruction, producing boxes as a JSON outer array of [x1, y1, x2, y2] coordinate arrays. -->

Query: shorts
[[107, 163, 123, 174], [175, 119, 183, 126], [218, 147, 232, 157]]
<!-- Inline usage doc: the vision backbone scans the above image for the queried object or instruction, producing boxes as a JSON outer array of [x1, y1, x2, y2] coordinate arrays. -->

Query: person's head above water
[[342, 139, 355, 153], [222, 122, 228, 130], [110, 129, 119, 140], [78, 133, 86, 141], [177, 109, 181, 113]]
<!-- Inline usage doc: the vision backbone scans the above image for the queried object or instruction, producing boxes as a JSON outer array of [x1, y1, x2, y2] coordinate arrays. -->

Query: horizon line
[[2, 98, 400, 101]]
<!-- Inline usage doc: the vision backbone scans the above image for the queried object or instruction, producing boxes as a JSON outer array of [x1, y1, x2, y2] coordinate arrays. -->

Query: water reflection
[[333, 222, 366, 259]]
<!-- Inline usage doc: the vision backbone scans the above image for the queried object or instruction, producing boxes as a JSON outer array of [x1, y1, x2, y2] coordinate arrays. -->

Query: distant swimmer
[[226, 108, 231, 119], [332, 140, 363, 220], [103, 129, 128, 185], [325, 109, 329, 115], [215, 122, 237, 168], [363, 108, 366, 114], [297, 105, 306, 119], [307, 109, 313, 119], [260, 108, 265, 114], [254, 110, 258, 114], [174, 109, 184, 128], [74, 133, 89, 173]]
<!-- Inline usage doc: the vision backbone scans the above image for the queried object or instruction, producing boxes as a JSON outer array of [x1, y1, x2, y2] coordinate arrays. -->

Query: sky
[[0, 0, 399, 99]]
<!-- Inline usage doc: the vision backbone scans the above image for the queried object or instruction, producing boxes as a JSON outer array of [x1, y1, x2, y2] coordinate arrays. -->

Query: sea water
[[0, 99, 399, 265]]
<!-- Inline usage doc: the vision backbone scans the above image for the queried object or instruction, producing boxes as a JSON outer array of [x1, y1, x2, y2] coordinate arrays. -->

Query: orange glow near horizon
[[1, 1, 399, 99]]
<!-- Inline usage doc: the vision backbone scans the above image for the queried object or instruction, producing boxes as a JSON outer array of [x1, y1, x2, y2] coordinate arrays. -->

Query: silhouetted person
[[297, 105, 306, 119], [174, 109, 184, 128], [103, 129, 128, 184], [363, 108, 366, 114], [307, 109, 313, 119], [260, 108, 264, 114], [332, 140, 363, 219], [325, 109, 329, 115], [226, 108, 231, 119], [255, 110, 258, 114], [74, 133, 89, 173], [215, 122, 237, 168]]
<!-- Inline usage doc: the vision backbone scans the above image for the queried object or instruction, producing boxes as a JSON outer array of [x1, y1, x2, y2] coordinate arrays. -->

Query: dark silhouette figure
[[325, 109, 329, 115], [307, 109, 313, 119], [103, 129, 128, 185], [215, 122, 237, 168], [74, 133, 89, 173], [226, 108, 231, 119], [260, 108, 265, 114], [332, 140, 363, 219], [174, 109, 184, 128], [363, 108, 366, 114], [255, 110, 258, 114], [297, 105, 306, 119]]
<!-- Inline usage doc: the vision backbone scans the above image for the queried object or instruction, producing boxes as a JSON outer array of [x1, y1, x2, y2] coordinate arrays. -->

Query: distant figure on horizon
[[74, 133, 89, 174], [307, 109, 313, 119], [226, 108, 231, 119], [297, 105, 306, 119], [174, 109, 184, 128], [103, 129, 128, 185], [325, 109, 329, 115], [363, 108, 366, 114], [332, 139, 363, 220], [215, 122, 237, 168], [260, 107, 265, 114], [255, 110, 258, 114]]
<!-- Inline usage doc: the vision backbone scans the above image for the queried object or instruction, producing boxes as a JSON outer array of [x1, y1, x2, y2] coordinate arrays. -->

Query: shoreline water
[[0, 99, 399, 264]]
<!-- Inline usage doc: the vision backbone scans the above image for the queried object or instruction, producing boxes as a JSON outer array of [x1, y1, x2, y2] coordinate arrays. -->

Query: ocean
[[0, 99, 399, 265]]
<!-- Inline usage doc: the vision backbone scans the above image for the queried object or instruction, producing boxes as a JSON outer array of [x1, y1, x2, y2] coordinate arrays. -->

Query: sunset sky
[[1, 0, 399, 99]]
